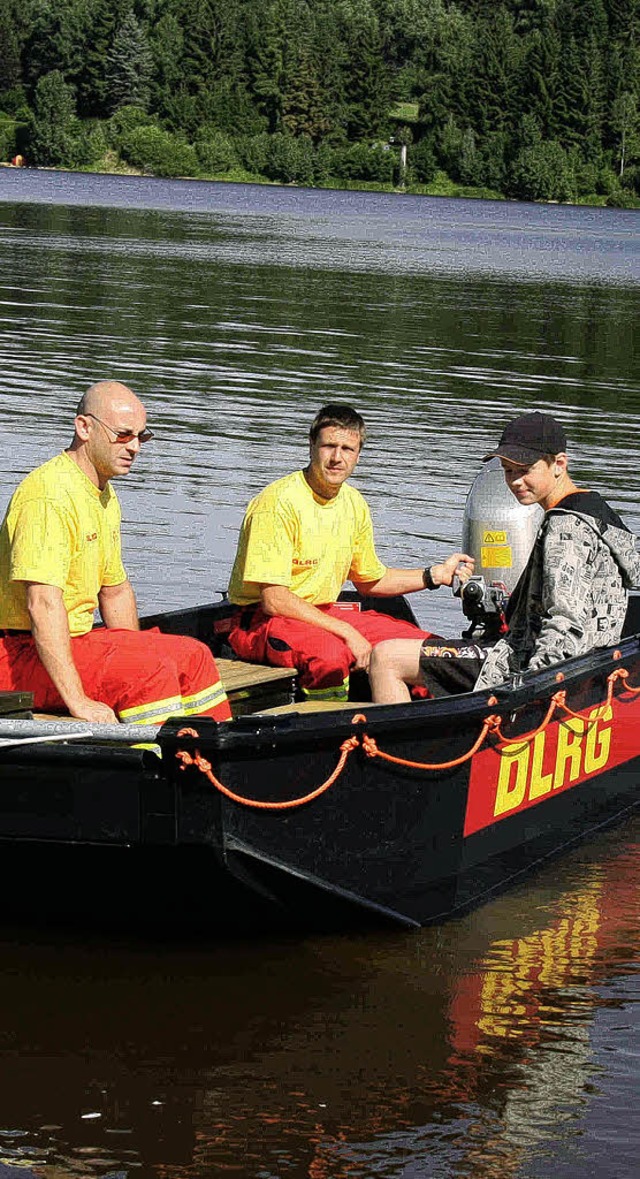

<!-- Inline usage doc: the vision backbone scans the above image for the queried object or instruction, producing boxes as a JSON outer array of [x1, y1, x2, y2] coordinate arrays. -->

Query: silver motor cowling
[[458, 458, 544, 638]]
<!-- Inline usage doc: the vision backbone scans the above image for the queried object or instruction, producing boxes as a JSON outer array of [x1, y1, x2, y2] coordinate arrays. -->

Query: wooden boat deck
[[215, 657, 296, 692], [216, 657, 298, 715]]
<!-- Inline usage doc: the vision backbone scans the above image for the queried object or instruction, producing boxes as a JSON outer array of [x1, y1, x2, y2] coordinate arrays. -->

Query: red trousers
[[228, 604, 432, 699], [0, 628, 232, 723]]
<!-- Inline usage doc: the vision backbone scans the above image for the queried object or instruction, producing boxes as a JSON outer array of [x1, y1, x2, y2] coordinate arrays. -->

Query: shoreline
[[2, 160, 631, 210]]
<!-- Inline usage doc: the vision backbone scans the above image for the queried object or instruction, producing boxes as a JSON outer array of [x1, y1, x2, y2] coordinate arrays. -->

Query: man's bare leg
[[369, 639, 423, 704]]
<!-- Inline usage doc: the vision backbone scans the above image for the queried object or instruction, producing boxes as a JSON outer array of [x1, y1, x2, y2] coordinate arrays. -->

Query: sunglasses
[[85, 412, 154, 444]]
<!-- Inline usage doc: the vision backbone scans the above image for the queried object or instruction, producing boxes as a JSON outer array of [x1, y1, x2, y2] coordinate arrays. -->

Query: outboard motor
[[456, 458, 544, 640]]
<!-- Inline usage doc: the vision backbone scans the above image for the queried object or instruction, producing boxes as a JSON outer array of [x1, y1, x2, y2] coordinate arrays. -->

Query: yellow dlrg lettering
[[494, 743, 530, 816], [554, 717, 585, 789], [585, 703, 612, 773], [529, 731, 553, 799], [492, 701, 614, 823]]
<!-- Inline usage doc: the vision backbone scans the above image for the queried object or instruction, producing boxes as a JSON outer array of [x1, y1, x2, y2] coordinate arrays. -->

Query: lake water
[[0, 168, 639, 1178]]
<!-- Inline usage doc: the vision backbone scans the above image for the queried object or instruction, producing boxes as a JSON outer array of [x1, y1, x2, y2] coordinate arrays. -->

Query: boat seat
[[215, 658, 298, 715], [0, 690, 35, 718], [215, 658, 297, 692]]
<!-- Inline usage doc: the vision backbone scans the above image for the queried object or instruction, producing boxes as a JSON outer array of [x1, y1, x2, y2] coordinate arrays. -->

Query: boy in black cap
[[369, 411, 640, 702]]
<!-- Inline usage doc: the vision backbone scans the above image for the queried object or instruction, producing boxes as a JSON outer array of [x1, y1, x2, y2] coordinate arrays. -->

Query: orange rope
[[553, 689, 591, 722], [489, 669, 628, 746], [359, 715, 502, 771], [174, 726, 360, 810], [612, 667, 640, 695], [491, 691, 562, 747], [553, 672, 619, 725]]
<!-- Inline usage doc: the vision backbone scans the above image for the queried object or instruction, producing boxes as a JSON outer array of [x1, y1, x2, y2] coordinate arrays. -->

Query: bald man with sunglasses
[[0, 380, 231, 726]]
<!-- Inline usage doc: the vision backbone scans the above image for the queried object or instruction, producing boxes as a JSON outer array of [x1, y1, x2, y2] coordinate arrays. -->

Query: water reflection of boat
[[0, 587, 640, 933], [1, 824, 638, 1177]]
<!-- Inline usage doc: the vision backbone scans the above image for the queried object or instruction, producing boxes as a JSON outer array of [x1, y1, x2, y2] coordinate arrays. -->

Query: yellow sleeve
[[348, 501, 387, 584], [9, 500, 72, 590]]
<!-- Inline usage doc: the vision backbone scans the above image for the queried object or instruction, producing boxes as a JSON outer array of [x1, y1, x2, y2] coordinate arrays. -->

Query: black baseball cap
[[483, 412, 567, 465]]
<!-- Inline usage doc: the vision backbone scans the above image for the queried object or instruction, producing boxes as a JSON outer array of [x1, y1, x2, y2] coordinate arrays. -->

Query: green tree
[[520, 20, 562, 139], [195, 126, 238, 172], [77, 0, 129, 118], [119, 122, 198, 176], [556, 32, 606, 160], [175, 0, 246, 129], [467, 7, 520, 137], [478, 130, 508, 188], [109, 102, 156, 145], [148, 10, 185, 118], [106, 11, 154, 113], [246, 1, 285, 133], [23, 0, 90, 92], [416, 4, 474, 136], [314, 2, 350, 141], [236, 130, 270, 174], [280, 3, 327, 141], [0, 0, 22, 95], [438, 112, 464, 175], [558, 0, 608, 44], [331, 139, 395, 182], [512, 0, 556, 35], [0, 115, 19, 160], [337, 0, 392, 139], [509, 137, 576, 200], [265, 128, 316, 183], [28, 68, 77, 164], [458, 126, 480, 184], [9, 0, 639, 201], [409, 136, 437, 184]]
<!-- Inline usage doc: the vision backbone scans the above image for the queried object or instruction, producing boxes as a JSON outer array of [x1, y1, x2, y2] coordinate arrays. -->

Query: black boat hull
[[1, 597, 639, 933]]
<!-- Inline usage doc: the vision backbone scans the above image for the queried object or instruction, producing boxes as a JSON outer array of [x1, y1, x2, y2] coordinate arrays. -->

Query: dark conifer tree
[[0, 0, 22, 95], [338, 2, 392, 140], [466, 6, 520, 137], [520, 19, 562, 140], [105, 11, 154, 112], [77, 0, 129, 118]]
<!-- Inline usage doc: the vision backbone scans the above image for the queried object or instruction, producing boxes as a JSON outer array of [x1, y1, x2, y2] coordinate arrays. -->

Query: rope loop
[[609, 666, 640, 695], [490, 690, 562, 748], [174, 726, 359, 810], [360, 713, 500, 771]]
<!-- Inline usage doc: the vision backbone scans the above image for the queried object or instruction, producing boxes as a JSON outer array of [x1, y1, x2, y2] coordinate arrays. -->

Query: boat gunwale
[[178, 631, 640, 756]]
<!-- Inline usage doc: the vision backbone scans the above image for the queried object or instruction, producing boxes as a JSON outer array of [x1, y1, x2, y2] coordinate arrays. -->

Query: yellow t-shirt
[[228, 469, 387, 607], [0, 452, 127, 636]]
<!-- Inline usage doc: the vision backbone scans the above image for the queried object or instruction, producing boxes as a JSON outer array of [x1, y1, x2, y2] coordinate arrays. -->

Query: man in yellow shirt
[[228, 403, 472, 700], [0, 380, 231, 725]]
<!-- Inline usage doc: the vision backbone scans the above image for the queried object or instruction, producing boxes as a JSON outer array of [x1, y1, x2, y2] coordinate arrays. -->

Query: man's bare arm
[[26, 582, 117, 723], [260, 584, 373, 669], [354, 553, 474, 596], [99, 580, 139, 630]]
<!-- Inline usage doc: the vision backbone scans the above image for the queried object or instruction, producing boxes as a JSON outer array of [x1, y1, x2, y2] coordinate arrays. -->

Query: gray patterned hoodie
[[475, 491, 640, 690]]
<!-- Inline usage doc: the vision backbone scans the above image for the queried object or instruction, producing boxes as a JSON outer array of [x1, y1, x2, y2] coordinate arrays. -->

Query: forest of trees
[[0, 0, 638, 205]]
